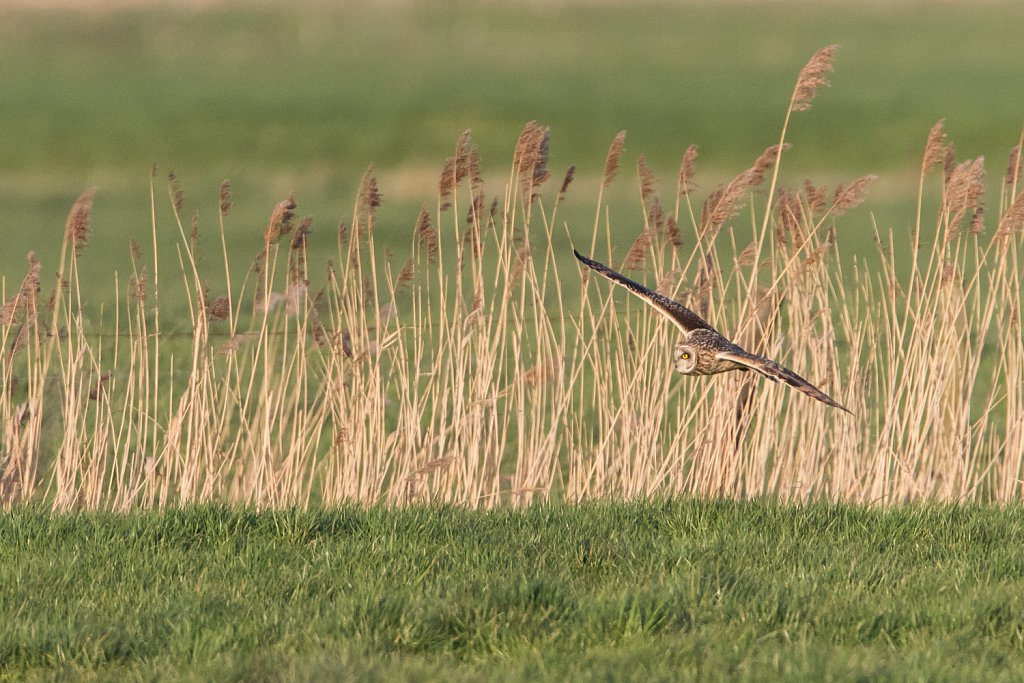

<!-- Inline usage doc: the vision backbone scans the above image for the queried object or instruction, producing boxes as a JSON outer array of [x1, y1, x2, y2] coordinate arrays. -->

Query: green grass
[[4, 501, 1024, 680], [2, 1, 1024, 302]]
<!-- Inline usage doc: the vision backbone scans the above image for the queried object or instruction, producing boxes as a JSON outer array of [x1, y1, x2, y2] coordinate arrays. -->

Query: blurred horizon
[[1, 0, 1022, 297]]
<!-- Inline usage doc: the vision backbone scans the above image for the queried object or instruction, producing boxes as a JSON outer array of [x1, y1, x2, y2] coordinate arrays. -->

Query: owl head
[[673, 339, 699, 375]]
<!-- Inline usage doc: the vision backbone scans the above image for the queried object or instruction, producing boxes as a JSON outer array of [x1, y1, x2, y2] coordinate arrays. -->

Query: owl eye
[[681, 351, 690, 360]]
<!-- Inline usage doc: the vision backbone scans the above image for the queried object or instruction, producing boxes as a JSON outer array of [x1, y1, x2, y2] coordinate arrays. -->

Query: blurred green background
[[1, 0, 1022, 303]]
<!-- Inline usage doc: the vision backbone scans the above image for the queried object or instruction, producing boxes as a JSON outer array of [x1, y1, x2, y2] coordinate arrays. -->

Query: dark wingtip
[[572, 248, 588, 264], [821, 394, 853, 414], [824, 394, 853, 415]]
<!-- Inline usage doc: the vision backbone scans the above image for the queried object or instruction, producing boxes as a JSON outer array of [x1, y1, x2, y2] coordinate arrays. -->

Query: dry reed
[[2, 46, 1023, 510]]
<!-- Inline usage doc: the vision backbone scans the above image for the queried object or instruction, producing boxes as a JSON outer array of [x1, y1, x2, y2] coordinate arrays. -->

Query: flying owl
[[574, 249, 850, 413]]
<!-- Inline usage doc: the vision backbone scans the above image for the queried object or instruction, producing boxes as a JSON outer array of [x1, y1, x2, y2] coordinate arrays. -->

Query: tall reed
[[1, 46, 1022, 509]]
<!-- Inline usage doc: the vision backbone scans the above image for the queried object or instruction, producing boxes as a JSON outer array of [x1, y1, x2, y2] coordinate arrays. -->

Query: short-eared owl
[[574, 249, 850, 413]]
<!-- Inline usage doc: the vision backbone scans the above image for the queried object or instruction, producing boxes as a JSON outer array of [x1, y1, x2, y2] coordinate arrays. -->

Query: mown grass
[[3, 501, 1024, 680]]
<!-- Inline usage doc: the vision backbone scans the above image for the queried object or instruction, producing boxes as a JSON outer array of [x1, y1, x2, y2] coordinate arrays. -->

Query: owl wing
[[573, 249, 715, 335], [716, 349, 851, 413]]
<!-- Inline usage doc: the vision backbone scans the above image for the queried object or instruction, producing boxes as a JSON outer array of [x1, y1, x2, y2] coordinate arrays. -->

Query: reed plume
[[265, 193, 297, 244], [0, 253, 41, 326], [678, 144, 698, 195], [439, 157, 456, 211], [558, 165, 576, 201], [622, 228, 653, 271], [792, 44, 837, 112], [943, 156, 985, 234], [169, 171, 184, 214], [1006, 145, 1021, 188], [638, 155, 657, 202], [995, 191, 1024, 241], [830, 175, 877, 216], [749, 144, 790, 186], [700, 169, 755, 237], [601, 131, 627, 190], [219, 179, 233, 218], [65, 188, 97, 257], [804, 180, 827, 217], [922, 119, 949, 172], [415, 206, 438, 262], [775, 189, 803, 247], [358, 170, 382, 235], [514, 121, 551, 200]]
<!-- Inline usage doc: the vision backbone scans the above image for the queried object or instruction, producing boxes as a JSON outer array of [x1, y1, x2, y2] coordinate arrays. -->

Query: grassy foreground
[[3, 501, 1024, 680]]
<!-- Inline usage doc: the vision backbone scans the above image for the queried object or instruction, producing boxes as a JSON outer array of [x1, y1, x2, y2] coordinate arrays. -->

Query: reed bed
[[1, 47, 1023, 510]]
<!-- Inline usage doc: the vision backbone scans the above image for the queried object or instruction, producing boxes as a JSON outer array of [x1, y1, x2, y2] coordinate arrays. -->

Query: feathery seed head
[[219, 179, 233, 218], [776, 189, 804, 247], [622, 229, 653, 271], [922, 119, 949, 171], [968, 206, 985, 235], [265, 193, 297, 244], [638, 155, 657, 202], [415, 206, 438, 263], [803, 180, 827, 217], [601, 130, 627, 190], [1006, 144, 1022, 187], [358, 169, 382, 232], [65, 188, 97, 257], [558, 165, 576, 201], [995, 190, 1024, 242], [665, 215, 682, 247], [455, 129, 472, 184], [830, 175, 877, 216], [736, 241, 758, 267], [678, 144, 698, 195], [168, 171, 184, 214], [750, 144, 790, 186], [792, 44, 838, 112], [0, 253, 41, 326], [700, 168, 756, 237], [397, 258, 415, 292], [438, 156, 456, 211], [943, 156, 985, 234], [514, 121, 551, 199]]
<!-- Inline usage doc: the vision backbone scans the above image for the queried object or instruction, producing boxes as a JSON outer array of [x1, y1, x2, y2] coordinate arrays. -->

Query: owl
[[574, 249, 850, 413]]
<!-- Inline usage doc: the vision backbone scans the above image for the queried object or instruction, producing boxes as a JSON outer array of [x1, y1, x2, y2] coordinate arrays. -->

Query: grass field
[[2, 0, 1024, 294], [3, 501, 1024, 680]]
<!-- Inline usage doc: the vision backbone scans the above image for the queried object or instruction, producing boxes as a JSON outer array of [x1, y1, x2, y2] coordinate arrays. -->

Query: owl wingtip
[[830, 398, 854, 415]]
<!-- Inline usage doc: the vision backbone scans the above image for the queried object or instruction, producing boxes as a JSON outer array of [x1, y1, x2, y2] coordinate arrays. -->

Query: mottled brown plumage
[[574, 249, 850, 413]]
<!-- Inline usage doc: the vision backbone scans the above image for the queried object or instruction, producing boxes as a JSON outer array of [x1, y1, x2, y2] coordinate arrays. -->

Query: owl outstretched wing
[[573, 249, 716, 336], [716, 349, 851, 413]]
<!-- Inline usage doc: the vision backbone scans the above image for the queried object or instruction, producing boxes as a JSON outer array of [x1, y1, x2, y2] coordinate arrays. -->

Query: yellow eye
[[681, 352, 690, 360]]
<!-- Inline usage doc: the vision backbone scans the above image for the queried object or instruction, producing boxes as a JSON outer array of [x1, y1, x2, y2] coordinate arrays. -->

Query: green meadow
[[2, 0, 1024, 299], [4, 501, 1024, 681]]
